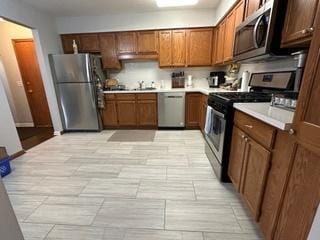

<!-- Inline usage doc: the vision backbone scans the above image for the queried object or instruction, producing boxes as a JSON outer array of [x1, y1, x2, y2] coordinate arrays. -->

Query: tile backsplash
[[108, 61, 225, 89]]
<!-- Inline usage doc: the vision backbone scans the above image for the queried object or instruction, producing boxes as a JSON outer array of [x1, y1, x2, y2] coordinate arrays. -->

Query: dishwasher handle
[[166, 96, 183, 99]]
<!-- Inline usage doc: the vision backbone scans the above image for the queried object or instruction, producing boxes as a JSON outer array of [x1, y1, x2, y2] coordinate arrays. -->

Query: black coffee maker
[[208, 71, 225, 88]]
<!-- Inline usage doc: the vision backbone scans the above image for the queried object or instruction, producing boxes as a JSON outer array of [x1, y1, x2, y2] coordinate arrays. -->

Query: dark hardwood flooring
[[16, 127, 54, 150]]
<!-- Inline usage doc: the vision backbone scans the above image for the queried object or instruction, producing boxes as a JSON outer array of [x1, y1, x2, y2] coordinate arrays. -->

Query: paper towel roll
[[241, 71, 250, 92]]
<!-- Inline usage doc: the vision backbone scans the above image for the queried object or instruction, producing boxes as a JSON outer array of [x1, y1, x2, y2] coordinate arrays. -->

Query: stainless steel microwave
[[233, 0, 294, 62]]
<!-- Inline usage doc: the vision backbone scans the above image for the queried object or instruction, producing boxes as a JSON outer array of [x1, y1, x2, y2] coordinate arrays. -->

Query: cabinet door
[[223, 12, 236, 62], [185, 93, 201, 128], [215, 21, 226, 64], [187, 28, 213, 66], [103, 100, 118, 127], [117, 100, 137, 126], [136, 31, 158, 54], [281, 0, 318, 47], [116, 32, 136, 55], [159, 31, 172, 67], [234, 0, 245, 31], [99, 33, 121, 70], [245, 0, 261, 19], [212, 28, 218, 65], [228, 127, 247, 191], [241, 137, 271, 220], [274, 9, 320, 239], [79, 34, 99, 52], [172, 30, 186, 67], [61, 34, 81, 53], [137, 100, 157, 127]]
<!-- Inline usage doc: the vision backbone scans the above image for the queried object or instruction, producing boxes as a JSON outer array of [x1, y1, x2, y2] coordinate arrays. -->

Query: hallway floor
[[17, 127, 54, 150], [3, 130, 263, 240]]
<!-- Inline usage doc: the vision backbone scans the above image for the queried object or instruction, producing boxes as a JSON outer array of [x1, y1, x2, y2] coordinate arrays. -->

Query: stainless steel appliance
[[233, 0, 294, 62], [158, 92, 185, 127], [208, 71, 226, 88], [205, 71, 296, 182], [49, 54, 104, 131]]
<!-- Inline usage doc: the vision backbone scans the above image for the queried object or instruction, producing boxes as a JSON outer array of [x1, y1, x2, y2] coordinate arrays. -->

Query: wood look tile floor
[[3, 130, 263, 240]]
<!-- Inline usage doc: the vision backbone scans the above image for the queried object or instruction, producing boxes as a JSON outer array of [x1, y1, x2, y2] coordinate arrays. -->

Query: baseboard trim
[[10, 150, 25, 160], [54, 130, 64, 136], [15, 123, 34, 127]]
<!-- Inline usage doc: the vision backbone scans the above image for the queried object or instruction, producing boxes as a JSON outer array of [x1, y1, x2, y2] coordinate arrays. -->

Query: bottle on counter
[[72, 40, 78, 54]]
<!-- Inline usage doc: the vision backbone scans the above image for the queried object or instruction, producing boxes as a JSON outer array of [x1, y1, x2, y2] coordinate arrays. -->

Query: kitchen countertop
[[233, 102, 295, 131], [103, 87, 234, 95]]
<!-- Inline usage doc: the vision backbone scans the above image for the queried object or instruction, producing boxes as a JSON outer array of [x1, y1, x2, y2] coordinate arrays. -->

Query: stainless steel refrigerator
[[49, 54, 104, 131]]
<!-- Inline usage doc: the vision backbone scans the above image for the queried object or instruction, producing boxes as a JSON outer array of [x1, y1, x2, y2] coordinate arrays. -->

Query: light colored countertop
[[103, 87, 234, 95], [233, 102, 295, 131]]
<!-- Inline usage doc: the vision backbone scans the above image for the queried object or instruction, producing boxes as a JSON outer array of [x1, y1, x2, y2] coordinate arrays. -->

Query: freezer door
[[57, 82, 100, 130], [49, 54, 92, 83]]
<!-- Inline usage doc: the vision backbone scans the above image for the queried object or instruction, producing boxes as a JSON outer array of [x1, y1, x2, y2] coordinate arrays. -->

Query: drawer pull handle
[[241, 135, 246, 139], [244, 124, 253, 129], [245, 137, 249, 142]]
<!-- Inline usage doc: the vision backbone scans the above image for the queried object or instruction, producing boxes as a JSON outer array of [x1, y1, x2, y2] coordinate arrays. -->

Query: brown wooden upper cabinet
[[245, 0, 262, 19], [61, 34, 81, 53], [281, 0, 319, 47], [79, 34, 100, 52], [172, 30, 187, 67], [116, 32, 137, 55], [159, 30, 187, 67], [136, 31, 158, 54], [99, 33, 121, 70], [187, 28, 213, 66], [234, 0, 245, 30], [223, 11, 236, 62], [215, 20, 226, 64]]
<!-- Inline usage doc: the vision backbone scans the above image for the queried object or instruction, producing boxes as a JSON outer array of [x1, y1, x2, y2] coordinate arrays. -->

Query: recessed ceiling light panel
[[156, 0, 199, 7]]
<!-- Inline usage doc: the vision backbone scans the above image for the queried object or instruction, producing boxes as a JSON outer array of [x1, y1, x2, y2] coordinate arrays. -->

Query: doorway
[[0, 20, 53, 150]]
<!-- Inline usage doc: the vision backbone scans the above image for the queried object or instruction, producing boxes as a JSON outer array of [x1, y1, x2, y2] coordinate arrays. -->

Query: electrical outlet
[[17, 81, 23, 87]]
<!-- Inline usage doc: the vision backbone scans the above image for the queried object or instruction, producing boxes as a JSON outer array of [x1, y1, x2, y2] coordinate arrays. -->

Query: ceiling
[[20, 0, 220, 17]]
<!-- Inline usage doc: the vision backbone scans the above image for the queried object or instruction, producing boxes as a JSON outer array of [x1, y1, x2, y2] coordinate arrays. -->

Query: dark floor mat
[[108, 130, 156, 142]]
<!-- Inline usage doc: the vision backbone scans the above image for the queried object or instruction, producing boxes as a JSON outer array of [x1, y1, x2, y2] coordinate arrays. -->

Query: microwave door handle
[[253, 15, 265, 48]]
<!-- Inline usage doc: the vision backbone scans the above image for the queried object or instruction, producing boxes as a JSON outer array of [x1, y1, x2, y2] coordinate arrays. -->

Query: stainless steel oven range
[[204, 71, 299, 182]]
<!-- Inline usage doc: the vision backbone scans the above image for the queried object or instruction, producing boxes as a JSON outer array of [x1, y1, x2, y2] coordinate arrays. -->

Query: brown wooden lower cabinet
[[117, 100, 137, 127], [103, 93, 157, 128], [186, 93, 202, 128], [137, 100, 157, 127], [228, 126, 247, 191], [199, 94, 208, 133], [241, 136, 271, 220]]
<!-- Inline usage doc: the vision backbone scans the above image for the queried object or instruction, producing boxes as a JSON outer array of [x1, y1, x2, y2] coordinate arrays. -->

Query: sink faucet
[[138, 81, 144, 90]]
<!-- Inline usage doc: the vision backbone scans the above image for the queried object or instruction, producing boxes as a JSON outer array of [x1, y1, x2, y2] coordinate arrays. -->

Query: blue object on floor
[[0, 157, 11, 178]]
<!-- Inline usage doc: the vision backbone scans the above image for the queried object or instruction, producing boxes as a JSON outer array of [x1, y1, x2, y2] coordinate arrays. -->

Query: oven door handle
[[253, 14, 265, 49], [211, 107, 225, 119]]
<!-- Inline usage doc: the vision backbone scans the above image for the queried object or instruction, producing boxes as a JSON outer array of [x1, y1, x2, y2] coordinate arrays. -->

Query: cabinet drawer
[[105, 94, 116, 100], [115, 94, 136, 100], [137, 93, 157, 100], [234, 111, 276, 149]]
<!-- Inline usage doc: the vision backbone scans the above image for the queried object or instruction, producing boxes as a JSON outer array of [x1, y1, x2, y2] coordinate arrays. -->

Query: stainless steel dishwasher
[[158, 92, 185, 127]]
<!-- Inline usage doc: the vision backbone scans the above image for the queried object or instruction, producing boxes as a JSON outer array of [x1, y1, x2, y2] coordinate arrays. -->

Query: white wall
[[0, 0, 63, 154], [55, 9, 216, 33], [308, 204, 320, 240], [214, 0, 237, 23], [109, 61, 224, 89], [0, 21, 34, 126], [0, 57, 22, 155]]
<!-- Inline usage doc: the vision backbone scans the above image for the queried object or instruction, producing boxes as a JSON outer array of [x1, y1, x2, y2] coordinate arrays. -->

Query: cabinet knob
[[28, 89, 33, 93], [241, 135, 246, 139], [245, 137, 249, 142], [289, 129, 295, 135]]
